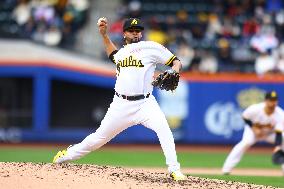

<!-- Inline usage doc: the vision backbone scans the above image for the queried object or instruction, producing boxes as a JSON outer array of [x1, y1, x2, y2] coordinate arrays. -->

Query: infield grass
[[0, 147, 282, 188], [195, 175, 284, 188], [0, 147, 278, 168]]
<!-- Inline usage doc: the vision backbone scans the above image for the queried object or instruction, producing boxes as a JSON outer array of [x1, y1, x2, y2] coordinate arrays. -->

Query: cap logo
[[271, 91, 277, 97], [131, 19, 138, 25]]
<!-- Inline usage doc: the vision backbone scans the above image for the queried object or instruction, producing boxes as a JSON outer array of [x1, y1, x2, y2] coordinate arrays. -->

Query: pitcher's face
[[123, 29, 142, 44]]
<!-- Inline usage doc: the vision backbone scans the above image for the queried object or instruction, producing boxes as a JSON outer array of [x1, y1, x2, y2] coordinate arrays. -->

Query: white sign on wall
[[204, 102, 244, 138]]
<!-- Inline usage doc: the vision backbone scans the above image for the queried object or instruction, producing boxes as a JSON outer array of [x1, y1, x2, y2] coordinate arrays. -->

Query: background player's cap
[[265, 91, 278, 100], [123, 18, 144, 31]]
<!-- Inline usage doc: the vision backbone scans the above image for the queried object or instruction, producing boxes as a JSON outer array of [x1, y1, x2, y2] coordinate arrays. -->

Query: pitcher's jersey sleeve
[[149, 41, 177, 66], [108, 50, 118, 64]]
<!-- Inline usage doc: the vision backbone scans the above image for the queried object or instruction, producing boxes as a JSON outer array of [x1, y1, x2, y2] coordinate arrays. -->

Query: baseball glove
[[152, 69, 180, 91], [272, 149, 284, 164]]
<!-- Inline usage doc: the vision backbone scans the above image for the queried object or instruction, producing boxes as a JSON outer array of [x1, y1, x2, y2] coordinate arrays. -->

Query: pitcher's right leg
[[53, 123, 126, 163], [53, 97, 132, 163]]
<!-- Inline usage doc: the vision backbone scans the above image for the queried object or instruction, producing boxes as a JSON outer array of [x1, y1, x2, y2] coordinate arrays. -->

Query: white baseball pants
[[62, 95, 181, 173], [222, 125, 284, 173]]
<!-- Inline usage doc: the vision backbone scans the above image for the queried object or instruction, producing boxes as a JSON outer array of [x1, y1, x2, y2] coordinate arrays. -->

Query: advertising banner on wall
[[181, 83, 284, 144], [2, 63, 284, 144]]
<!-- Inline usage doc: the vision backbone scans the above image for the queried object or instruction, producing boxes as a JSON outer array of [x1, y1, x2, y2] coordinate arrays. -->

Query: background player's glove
[[152, 69, 180, 91], [272, 149, 284, 164]]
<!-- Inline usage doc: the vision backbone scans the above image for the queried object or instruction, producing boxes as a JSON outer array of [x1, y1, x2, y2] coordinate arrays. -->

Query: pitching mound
[[0, 162, 277, 189]]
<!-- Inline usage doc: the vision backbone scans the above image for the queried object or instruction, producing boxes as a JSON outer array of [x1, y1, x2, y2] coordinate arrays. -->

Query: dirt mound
[[0, 162, 277, 189]]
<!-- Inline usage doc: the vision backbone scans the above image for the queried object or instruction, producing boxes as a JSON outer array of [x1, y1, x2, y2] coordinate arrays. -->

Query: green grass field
[[0, 146, 283, 188]]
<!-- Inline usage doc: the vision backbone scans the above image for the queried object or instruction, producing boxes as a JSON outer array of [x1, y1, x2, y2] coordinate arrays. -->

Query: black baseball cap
[[123, 18, 144, 31], [265, 91, 278, 100]]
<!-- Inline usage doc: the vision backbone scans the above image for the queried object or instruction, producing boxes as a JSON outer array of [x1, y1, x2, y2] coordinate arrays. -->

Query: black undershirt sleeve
[[243, 118, 253, 127], [108, 50, 118, 64], [275, 131, 282, 146]]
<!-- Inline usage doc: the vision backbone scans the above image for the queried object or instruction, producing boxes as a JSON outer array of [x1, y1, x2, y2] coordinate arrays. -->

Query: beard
[[131, 38, 140, 43], [125, 36, 141, 44]]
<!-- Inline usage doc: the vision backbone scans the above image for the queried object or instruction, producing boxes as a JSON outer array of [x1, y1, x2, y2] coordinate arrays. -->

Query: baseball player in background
[[222, 91, 284, 175], [53, 17, 186, 181]]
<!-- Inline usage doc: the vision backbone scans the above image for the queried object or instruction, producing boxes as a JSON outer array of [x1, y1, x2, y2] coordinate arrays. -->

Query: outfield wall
[[0, 61, 284, 144]]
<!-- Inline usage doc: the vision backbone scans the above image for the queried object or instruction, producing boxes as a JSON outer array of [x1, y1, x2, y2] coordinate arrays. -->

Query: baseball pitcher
[[222, 91, 284, 175], [53, 17, 186, 181]]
